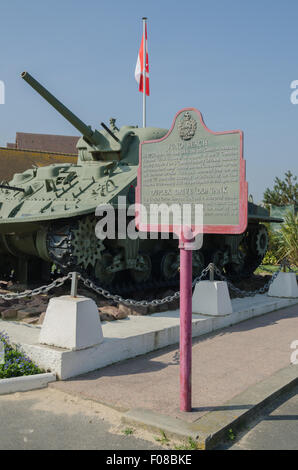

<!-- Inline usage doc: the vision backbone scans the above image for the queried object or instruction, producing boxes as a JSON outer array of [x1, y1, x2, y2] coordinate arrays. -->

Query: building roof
[[7, 132, 79, 155]]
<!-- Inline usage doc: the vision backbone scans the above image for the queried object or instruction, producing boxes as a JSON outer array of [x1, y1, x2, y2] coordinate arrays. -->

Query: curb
[[0, 372, 56, 395], [121, 364, 298, 449]]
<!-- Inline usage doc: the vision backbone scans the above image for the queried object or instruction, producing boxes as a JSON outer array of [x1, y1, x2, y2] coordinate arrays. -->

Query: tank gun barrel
[[21, 71, 101, 146]]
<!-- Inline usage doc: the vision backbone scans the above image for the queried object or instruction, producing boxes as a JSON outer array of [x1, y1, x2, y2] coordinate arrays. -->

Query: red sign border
[[135, 107, 248, 236]]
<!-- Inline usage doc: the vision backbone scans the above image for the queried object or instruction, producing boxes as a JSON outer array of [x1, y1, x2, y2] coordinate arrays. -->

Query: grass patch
[[255, 264, 280, 274], [122, 427, 134, 436], [154, 430, 170, 445], [0, 331, 44, 379], [228, 428, 236, 441], [256, 264, 298, 275], [174, 437, 198, 450]]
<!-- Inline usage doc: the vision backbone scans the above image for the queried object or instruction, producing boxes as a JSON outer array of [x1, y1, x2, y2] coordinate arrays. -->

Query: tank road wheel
[[130, 254, 152, 283], [94, 253, 115, 285], [160, 251, 179, 281]]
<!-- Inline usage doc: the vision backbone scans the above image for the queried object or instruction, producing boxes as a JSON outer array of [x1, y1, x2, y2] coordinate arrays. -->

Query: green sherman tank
[[0, 72, 282, 287]]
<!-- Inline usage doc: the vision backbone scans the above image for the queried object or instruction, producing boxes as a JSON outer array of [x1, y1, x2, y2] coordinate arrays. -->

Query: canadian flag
[[135, 23, 149, 96]]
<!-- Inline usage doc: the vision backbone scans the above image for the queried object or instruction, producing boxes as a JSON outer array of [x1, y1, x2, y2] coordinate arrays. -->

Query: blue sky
[[0, 0, 297, 202]]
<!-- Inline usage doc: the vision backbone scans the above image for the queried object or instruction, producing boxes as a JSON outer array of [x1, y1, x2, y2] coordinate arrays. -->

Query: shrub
[[273, 211, 298, 266]]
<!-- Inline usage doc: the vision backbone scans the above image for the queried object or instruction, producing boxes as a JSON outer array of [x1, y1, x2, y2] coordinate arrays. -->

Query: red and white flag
[[135, 23, 149, 96]]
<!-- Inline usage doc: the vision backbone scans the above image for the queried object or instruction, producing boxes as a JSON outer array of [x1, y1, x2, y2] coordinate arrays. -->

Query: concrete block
[[39, 295, 103, 350], [268, 272, 298, 298], [192, 280, 233, 316]]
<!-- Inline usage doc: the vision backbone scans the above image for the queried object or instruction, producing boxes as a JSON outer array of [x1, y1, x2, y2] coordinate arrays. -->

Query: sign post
[[136, 108, 247, 412], [179, 228, 194, 411]]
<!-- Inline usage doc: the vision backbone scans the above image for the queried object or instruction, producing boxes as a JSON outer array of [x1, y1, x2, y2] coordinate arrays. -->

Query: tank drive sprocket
[[252, 224, 269, 258], [70, 216, 105, 269], [47, 216, 105, 272]]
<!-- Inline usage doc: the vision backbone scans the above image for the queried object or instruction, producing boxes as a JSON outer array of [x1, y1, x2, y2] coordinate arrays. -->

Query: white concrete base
[[1, 295, 297, 380], [192, 280, 233, 315], [0, 372, 56, 395], [39, 296, 103, 350], [268, 272, 298, 298]]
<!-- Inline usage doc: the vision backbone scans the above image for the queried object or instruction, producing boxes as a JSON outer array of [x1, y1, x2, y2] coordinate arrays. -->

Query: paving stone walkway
[[52, 304, 298, 422]]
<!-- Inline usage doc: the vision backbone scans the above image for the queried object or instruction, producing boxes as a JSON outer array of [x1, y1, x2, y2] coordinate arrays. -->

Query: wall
[[0, 147, 77, 182]]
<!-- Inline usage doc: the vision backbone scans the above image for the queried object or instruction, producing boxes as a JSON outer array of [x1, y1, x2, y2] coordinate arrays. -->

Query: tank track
[[46, 217, 268, 297]]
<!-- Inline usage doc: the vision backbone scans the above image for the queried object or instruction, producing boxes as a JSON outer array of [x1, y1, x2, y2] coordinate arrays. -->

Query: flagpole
[[142, 17, 147, 128]]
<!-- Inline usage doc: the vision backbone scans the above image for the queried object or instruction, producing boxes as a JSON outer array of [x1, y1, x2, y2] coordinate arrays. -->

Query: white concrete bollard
[[268, 272, 298, 298], [39, 296, 103, 350], [192, 280, 233, 316]]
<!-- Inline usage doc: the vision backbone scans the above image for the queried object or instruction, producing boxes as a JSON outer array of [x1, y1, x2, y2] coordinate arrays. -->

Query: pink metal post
[[179, 229, 193, 412]]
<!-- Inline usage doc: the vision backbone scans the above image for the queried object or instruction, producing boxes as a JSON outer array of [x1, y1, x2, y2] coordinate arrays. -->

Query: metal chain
[[213, 264, 283, 297], [0, 274, 72, 301], [79, 260, 283, 306], [0, 260, 295, 305], [79, 265, 212, 307]]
